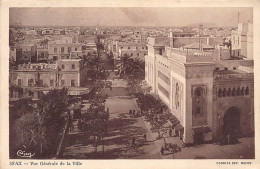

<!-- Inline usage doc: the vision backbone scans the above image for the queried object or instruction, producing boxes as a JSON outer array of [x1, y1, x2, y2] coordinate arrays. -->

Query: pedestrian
[[129, 109, 132, 115], [144, 134, 147, 142], [107, 107, 109, 113], [161, 146, 164, 156], [132, 137, 136, 147], [227, 134, 230, 144], [169, 128, 172, 137]]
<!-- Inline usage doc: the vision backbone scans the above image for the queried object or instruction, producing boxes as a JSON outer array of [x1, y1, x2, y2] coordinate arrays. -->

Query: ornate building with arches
[[145, 34, 254, 144]]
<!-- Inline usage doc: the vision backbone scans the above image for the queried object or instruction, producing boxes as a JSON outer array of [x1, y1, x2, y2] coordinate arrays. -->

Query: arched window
[[227, 88, 231, 96], [195, 89, 201, 96], [237, 87, 241, 96], [218, 89, 222, 98], [232, 88, 236, 96], [193, 87, 205, 118], [223, 88, 227, 97], [245, 86, 249, 95], [241, 87, 245, 95]]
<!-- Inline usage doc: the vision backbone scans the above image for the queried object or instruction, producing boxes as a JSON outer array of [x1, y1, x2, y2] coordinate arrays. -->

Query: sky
[[9, 7, 253, 27]]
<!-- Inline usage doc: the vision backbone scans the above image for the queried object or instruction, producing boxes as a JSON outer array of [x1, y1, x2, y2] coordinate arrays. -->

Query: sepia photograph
[[7, 6, 254, 160]]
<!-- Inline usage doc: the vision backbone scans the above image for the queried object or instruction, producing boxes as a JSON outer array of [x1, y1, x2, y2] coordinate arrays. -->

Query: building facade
[[116, 42, 148, 59], [145, 36, 254, 144], [48, 42, 83, 60], [231, 22, 253, 59], [9, 59, 88, 101]]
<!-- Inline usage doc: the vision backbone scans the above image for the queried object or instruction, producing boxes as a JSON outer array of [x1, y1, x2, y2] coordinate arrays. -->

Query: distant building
[[48, 42, 83, 60], [9, 59, 89, 101], [82, 41, 97, 56], [231, 22, 253, 59], [13, 43, 37, 63], [116, 42, 148, 59]]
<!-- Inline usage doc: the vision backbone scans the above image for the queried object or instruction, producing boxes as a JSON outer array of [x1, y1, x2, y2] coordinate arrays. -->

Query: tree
[[150, 113, 170, 139], [9, 98, 36, 158], [136, 93, 169, 139], [9, 98, 34, 125], [84, 94, 109, 157], [35, 88, 74, 157]]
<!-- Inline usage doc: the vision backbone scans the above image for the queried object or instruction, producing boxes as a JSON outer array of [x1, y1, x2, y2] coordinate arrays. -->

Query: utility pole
[[199, 24, 203, 51], [238, 12, 240, 24]]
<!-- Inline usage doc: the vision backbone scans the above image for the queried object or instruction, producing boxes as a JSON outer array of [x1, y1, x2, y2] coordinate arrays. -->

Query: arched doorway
[[223, 107, 241, 143]]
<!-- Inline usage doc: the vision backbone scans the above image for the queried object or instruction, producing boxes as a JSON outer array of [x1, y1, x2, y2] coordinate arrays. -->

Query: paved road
[[63, 79, 255, 159], [62, 86, 162, 159]]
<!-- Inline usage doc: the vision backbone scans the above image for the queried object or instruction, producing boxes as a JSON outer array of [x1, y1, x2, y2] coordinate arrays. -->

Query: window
[[218, 89, 222, 97], [238, 51, 240, 56], [38, 79, 43, 86], [227, 88, 231, 96], [158, 71, 170, 84], [222, 88, 226, 97], [53, 56, 57, 61], [75, 47, 77, 51], [142, 47, 144, 49], [146, 47, 148, 50], [195, 89, 201, 96], [68, 47, 71, 53], [233, 67, 236, 70], [121, 47, 123, 49], [72, 64, 75, 69], [131, 53, 133, 56], [136, 47, 138, 50], [237, 87, 241, 96], [61, 47, 64, 52], [54, 48, 57, 53], [62, 65, 65, 69], [28, 79, 34, 87], [29, 91, 34, 97], [232, 88, 236, 96], [137, 53, 139, 56], [128, 47, 130, 49], [215, 68, 219, 71], [71, 80, 75, 87], [224, 67, 228, 70], [196, 107, 201, 114], [50, 80, 54, 86], [159, 49, 163, 55], [18, 79, 22, 86], [241, 87, 245, 95], [193, 87, 205, 118], [245, 87, 249, 95], [61, 80, 65, 86], [158, 83, 169, 98]]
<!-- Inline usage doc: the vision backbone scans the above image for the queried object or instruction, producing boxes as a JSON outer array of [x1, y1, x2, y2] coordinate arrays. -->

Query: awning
[[175, 123, 184, 131], [192, 126, 211, 134]]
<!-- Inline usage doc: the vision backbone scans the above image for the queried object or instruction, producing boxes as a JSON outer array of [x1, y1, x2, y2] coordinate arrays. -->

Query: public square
[[63, 80, 255, 159]]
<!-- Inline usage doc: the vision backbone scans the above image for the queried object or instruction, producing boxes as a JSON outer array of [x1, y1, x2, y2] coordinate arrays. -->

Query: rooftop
[[182, 42, 214, 49]]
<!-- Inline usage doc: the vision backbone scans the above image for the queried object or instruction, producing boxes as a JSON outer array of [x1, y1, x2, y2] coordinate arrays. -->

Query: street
[[62, 80, 254, 159]]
